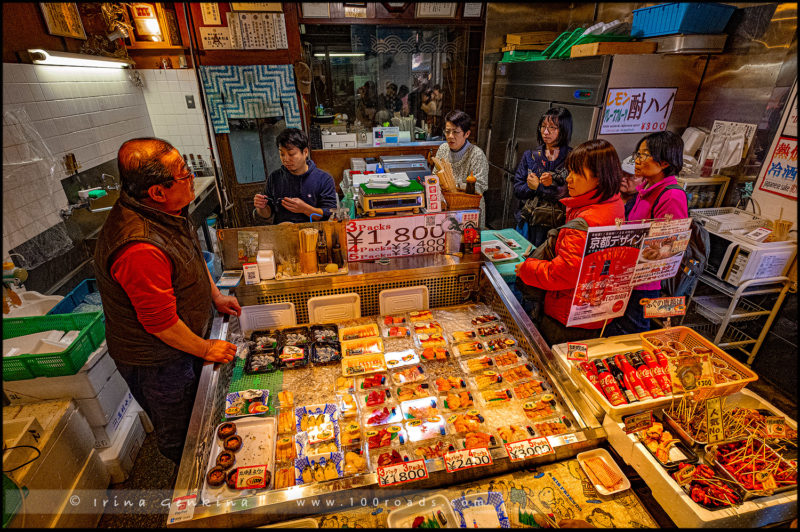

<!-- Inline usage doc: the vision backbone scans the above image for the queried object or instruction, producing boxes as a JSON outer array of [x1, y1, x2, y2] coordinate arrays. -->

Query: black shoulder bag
[[520, 167, 568, 230]]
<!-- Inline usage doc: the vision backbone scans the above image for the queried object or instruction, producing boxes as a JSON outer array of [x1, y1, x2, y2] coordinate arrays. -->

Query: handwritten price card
[[623, 411, 653, 434], [673, 465, 696, 486], [235, 465, 269, 489], [706, 397, 725, 443], [765, 416, 787, 438], [377, 459, 428, 487], [505, 437, 554, 462], [444, 447, 492, 473], [566, 342, 588, 361], [641, 297, 686, 318]]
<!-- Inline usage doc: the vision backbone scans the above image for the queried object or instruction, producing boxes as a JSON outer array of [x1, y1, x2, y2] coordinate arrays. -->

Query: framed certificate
[[415, 3, 456, 18], [39, 3, 87, 40], [301, 3, 330, 18]]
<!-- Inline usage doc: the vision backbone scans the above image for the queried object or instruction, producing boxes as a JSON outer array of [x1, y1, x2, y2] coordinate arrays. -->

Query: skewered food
[[477, 324, 505, 337], [514, 380, 546, 399], [480, 388, 512, 406], [452, 330, 477, 342], [455, 341, 484, 356], [487, 337, 516, 352]]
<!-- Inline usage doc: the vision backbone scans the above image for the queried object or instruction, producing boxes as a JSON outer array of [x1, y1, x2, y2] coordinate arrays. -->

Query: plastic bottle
[[627, 352, 665, 398], [578, 361, 605, 397], [316, 229, 329, 267], [605, 357, 637, 404], [640, 350, 672, 394], [330, 231, 344, 267], [593, 359, 626, 406], [614, 353, 651, 401]]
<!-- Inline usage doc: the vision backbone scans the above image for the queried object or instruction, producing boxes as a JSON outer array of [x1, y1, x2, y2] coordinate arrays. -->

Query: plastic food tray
[[441, 390, 476, 412], [343, 353, 387, 377], [295, 429, 341, 458], [294, 452, 344, 486], [495, 424, 536, 444], [362, 404, 403, 427], [279, 326, 311, 346], [705, 438, 797, 500], [450, 491, 511, 528], [446, 411, 487, 435], [356, 388, 395, 409], [310, 324, 338, 343], [418, 346, 451, 362], [238, 303, 296, 333], [341, 337, 384, 357], [481, 240, 519, 263], [467, 371, 503, 390], [386, 493, 457, 528], [244, 349, 278, 374], [520, 395, 562, 422], [407, 437, 457, 462], [635, 431, 699, 471], [369, 448, 412, 471], [337, 392, 358, 419], [224, 390, 270, 419], [354, 372, 389, 391], [306, 293, 360, 324], [381, 324, 411, 338], [431, 375, 468, 395], [577, 448, 631, 496], [460, 354, 496, 374], [471, 314, 499, 326], [452, 340, 486, 358], [476, 388, 514, 409], [641, 327, 758, 399], [338, 323, 380, 342], [277, 344, 309, 369], [250, 330, 280, 350], [389, 365, 427, 386], [449, 329, 478, 343], [404, 416, 448, 442], [452, 430, 502, 451], [378, 286, 429, 316], [311, 342, 341, 365], [383, 349, 419, 368], [365, 423, 408, 450], [492, 349, 527, 369], [476, 323, 506, 337], [485, 335, 517, 353], [202, 417, 276, 501], [399, 396, 441, 420]]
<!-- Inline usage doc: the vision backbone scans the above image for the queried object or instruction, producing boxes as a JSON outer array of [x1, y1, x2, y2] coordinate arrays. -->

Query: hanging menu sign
[[566, 223, 650, 327], [345, 210, 479, 262], [600, 87, 677, 135], [200, 3, 222, 25], [757, 136, 797, 200]]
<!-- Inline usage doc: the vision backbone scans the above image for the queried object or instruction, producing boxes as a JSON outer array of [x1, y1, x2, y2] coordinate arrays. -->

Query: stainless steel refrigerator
[[485, 54, 708, 229]]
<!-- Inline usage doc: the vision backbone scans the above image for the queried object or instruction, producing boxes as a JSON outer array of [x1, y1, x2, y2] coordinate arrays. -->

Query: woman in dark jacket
[[516, 139, 625, 346], [513, 107, 573, 246]]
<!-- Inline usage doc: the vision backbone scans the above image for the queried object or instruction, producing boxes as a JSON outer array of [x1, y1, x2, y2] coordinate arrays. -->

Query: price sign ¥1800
[[377, 459, 429, 487], [505, 437, 554, 462], [444, 447, 493, 473]]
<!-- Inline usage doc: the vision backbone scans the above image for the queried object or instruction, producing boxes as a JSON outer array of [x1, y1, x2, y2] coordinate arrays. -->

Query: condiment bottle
[[605, 357, 637, 404], [330, 231, 344, 267], [593, 359, 626, 406], [316, 229, 329, 268], [465, 172, 477, 195]]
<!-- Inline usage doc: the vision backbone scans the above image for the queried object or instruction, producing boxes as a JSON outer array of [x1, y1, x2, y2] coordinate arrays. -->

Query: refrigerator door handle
[[504, 138, 513, 170]]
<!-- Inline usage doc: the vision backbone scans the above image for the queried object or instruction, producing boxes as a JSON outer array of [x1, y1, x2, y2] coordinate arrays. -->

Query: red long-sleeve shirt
[[110, 242, 179, 334]]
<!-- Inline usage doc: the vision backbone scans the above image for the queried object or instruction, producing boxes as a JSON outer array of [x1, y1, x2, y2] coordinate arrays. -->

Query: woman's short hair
[[444, 109, 472, 134], [537, 106, 573, 147], [565, 139, 622, 203], [276, 128, 309, 152], [637, 131, 683, 177]]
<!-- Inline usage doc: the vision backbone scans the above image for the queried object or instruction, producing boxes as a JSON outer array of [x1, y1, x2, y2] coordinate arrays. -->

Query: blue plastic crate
[[48, 278, 100, 315], [632, 3, 736, 38]]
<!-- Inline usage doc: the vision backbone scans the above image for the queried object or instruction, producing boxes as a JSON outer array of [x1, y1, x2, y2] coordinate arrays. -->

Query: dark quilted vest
[[94, 192, 212, 366]]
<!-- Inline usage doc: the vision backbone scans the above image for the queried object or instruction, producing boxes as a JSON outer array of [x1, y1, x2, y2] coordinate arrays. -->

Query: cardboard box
[[99, 410, 146, 484], [2, 344, 116, 404], [75, 370, 130, 427], [570, 41, 657, 58], [90, 392, 139, 448], [48, 448, 110, 528]]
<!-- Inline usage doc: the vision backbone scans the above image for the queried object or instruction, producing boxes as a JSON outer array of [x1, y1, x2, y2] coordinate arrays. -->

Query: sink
[[3, 291, 64, 317], [63, 189, 119, 244]]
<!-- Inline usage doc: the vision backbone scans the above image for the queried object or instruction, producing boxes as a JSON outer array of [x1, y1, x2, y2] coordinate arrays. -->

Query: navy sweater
[[262, 160, 338, 224], [512, 145, 572, 212]]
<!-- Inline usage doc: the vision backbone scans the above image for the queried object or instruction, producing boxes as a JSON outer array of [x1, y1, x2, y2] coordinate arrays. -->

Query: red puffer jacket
[[517, 190, 625, 329]]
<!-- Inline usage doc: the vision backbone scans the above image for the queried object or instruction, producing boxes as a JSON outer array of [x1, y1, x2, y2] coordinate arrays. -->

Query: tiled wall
[[138, 69, 214, 164], [2, 62, 154, 256]]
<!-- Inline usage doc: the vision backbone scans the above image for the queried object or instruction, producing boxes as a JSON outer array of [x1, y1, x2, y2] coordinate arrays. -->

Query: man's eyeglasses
[[633, 152, 653, 162], [540, 125, 559, 133], [444, 129, 463, 136], [160, 172, 195, 185]]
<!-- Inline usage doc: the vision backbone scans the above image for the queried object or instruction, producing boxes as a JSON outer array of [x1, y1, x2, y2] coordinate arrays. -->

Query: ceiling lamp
[[27, 49, 133, 68]]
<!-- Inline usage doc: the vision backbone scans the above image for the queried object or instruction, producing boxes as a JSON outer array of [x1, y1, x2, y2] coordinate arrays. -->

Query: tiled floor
[[96, 372, 798, 528]]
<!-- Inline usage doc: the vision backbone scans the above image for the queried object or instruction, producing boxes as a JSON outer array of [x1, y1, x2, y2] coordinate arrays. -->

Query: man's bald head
[[118, 138, 181, 199]]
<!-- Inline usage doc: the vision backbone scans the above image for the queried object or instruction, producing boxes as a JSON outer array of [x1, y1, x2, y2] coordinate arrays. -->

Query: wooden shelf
[[125, 43, 187, 50]]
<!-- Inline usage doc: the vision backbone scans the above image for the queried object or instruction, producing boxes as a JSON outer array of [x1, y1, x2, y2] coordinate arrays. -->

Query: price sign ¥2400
[[444, 447, 492, 473], [377, 459, 429, 487]]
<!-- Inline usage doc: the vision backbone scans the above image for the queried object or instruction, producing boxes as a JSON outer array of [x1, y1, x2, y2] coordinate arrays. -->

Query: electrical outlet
[[185, 95, 195, 109]]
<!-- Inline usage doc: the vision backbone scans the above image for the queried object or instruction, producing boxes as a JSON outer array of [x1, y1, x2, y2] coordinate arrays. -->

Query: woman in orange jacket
[[516, 139, 625, 346]]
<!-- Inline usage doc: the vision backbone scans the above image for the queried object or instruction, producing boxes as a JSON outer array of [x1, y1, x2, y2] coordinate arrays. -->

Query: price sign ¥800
[[444, 447, 493, 473], [505, 437, 554, 462], [377, 459, 429, 487]]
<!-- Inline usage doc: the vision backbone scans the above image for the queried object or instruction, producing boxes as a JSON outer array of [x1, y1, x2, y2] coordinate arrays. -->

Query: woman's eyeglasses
[[540, 125, 559, 133], [633, 152, 653, 162]]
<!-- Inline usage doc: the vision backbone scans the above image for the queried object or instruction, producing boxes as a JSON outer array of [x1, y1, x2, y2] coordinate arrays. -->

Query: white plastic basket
[[690, 207, 770, 233], [239, 302, 296, 334], [378, 286, 429, 316], [307, 293, 361, 323]]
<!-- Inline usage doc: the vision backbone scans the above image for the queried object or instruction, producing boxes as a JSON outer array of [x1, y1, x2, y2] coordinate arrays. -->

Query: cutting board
[[571, 41, 657, 58]]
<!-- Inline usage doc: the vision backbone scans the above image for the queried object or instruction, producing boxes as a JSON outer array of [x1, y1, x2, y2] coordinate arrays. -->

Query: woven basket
[[442, 190, 482, 210]]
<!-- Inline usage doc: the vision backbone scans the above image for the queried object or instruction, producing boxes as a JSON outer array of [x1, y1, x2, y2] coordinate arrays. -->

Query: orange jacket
[[518, 190, 625, 329]]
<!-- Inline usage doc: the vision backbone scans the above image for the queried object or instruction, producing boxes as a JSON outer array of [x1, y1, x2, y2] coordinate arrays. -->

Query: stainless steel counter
[[168, 258, 606, 528]]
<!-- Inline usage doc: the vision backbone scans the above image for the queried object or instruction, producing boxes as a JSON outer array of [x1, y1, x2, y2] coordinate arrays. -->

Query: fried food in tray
[[493, 349, 526, 369], [469, 371, 502, 390], [340, 421, 362, 446], [471, 314, 499, 326], [522, 394, 558, 421], [442, 390, 474, 411], [478, 388, 513, 407], [461, 355, 494, 374], [434, 376, 467, 394], [448, 411, 486, 434], [455, 431, 499, 450], [450, 330, 478, 343], [534, 418, 570, 436], [500, 363, 536, 384], [476, 323, 506, 337], [497, 424, 535, 444], [344, 447, 369, 475], [420, 346, 450, 361], [396, 382, 432, 402], [512, 379, 547, 400]]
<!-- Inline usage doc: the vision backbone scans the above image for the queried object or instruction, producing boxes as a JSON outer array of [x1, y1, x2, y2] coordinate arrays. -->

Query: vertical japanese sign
[[631, 218, 691, 285], [757, 136, 797, 199], [200, 3, 222, 25], [600, 87, 677, 135], [566, 223, 650, 326]]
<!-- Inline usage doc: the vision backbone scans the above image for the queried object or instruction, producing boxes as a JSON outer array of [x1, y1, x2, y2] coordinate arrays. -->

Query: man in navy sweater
[[254, 128, 338, 224]]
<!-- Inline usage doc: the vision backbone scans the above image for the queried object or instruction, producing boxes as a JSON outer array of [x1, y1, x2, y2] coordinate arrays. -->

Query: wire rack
[[692, 295, 768, 324]]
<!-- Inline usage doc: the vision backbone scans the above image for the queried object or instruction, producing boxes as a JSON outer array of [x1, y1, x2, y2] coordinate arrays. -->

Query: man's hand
[[540, 172, 553, 187], [202, 339, 237, 364], [515, 262, 523, 276], [254, 193, 269, 209], [213, 292, 242, 316], [527, 171, 540, 190], [281, 197, 312, 215]]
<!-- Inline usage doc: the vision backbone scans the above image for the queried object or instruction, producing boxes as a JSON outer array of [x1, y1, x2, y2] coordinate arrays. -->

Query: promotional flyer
[[566, 223, 650, 326], [631, 218, 691, 285]]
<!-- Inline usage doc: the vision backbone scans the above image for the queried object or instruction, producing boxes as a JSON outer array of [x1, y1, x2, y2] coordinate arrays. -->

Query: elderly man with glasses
[[94, 137, 241, 466]]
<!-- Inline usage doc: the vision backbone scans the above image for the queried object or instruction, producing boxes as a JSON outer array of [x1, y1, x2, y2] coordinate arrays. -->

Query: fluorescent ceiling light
[[313, 53, 365, 58], [28, 49, 133, 68]]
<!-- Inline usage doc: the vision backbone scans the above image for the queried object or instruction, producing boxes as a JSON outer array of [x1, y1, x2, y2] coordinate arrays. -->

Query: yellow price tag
[[706, 397, 725, 443]]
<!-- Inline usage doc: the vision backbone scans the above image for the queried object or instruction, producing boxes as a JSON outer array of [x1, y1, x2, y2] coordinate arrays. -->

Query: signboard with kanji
[[600, 87, 677, 135], [758, 136, 797, 200]]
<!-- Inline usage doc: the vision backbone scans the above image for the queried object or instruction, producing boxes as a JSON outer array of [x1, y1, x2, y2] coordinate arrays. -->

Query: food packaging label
[[623, 411, 653, 434], [673, 465, 696, 486], [235, 464, 269, 489], [566, 342, 588, 361]]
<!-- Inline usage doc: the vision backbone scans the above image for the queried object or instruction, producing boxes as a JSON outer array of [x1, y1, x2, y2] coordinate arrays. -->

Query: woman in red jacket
[[516, 139, 625, 345]]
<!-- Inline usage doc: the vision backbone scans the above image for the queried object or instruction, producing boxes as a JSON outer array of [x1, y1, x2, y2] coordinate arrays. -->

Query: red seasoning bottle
[[605, 357, 637, 404], [593, 359, 627, 406], [578, 361, 605, 397], [627, 352, 665, 398], [640, 350, 672, 394]]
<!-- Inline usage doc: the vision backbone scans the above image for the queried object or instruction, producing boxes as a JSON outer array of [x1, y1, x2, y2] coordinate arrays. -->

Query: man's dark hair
[[276, 128, 309, 152], [565, 139, 622, 203], [118, 138, 177, 199], [444, 109, 472, 134], [536, 106, 573, 148], [637, 130, 683, 177]]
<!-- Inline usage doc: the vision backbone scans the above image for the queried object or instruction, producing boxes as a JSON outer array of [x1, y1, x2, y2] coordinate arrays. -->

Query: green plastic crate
[[2, 312, 105, 381]]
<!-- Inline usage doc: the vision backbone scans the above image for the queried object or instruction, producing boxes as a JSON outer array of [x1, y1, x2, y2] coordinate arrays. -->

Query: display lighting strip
[[27, 49, 133, 68]]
